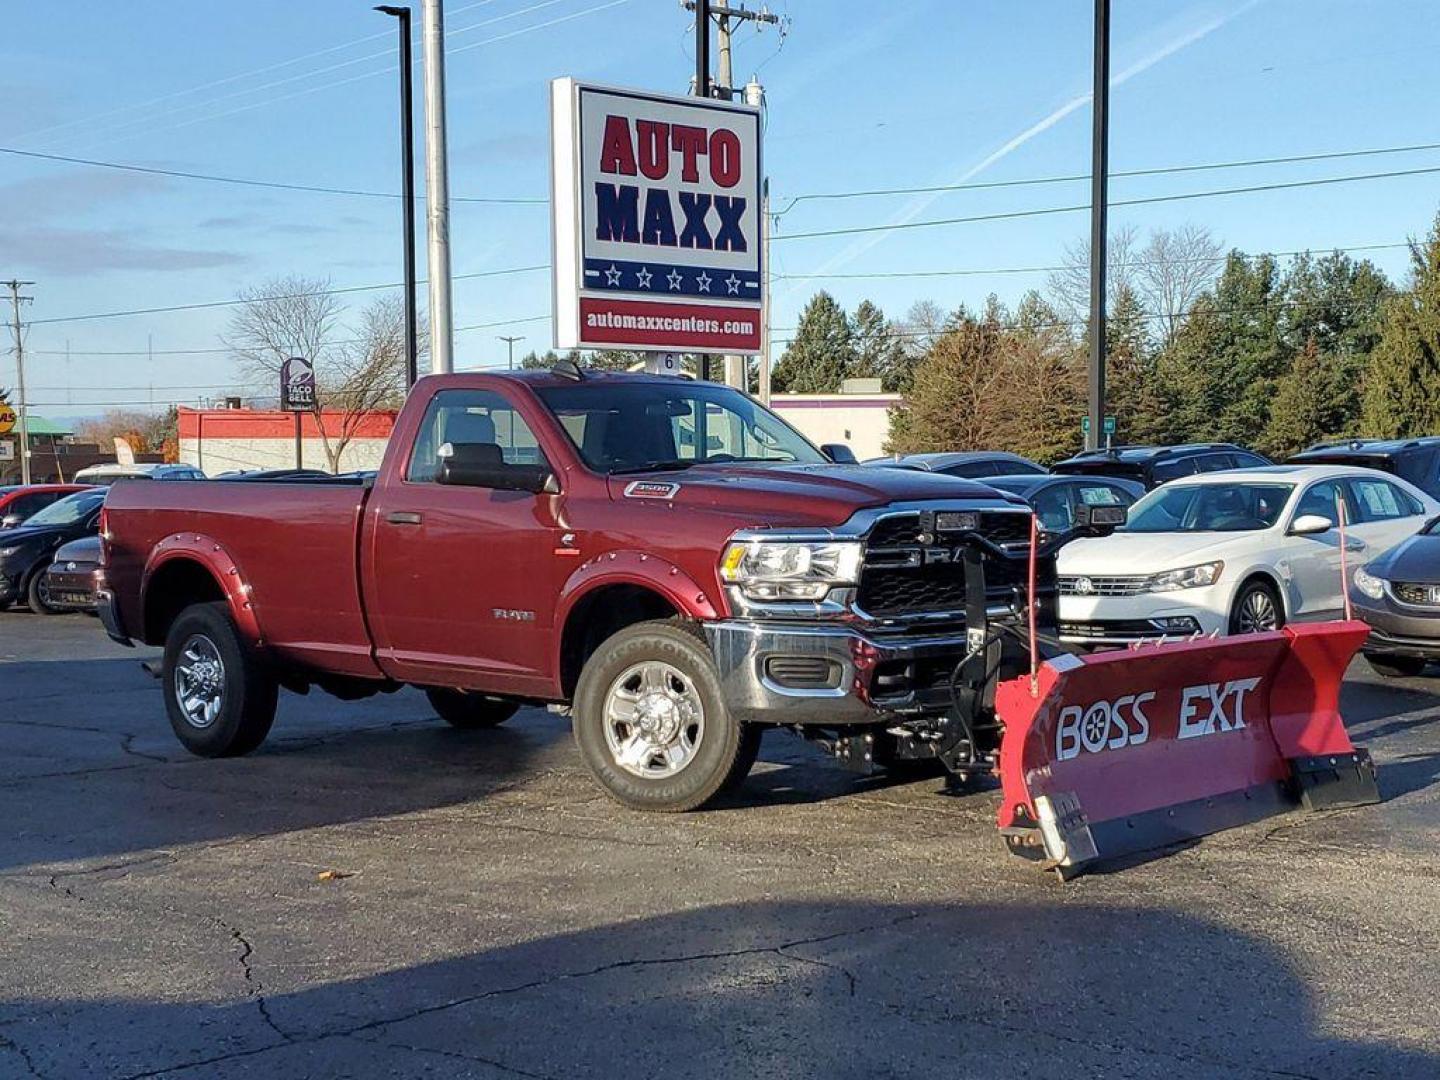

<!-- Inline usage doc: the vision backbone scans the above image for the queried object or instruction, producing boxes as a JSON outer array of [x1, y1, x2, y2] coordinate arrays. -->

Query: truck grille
[[1392, 582, 1440, 607], [1059, 574, 1150, 597], [858, 510, 1036, 618]]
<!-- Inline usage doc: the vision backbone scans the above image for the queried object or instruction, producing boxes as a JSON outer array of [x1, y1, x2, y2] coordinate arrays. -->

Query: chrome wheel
[[173, 633, 226, 729], [1236, 588, 1279, 634], [602, 660, 704, 779]]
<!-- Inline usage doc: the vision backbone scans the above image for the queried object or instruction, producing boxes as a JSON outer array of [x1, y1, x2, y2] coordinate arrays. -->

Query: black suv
[[0, 488, 107, 614], [1288, 438, 1440, 500], [1050, 443, 1272, 489]]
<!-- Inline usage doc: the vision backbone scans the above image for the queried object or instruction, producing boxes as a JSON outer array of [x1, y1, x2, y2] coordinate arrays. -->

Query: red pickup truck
[[100, 367, 1055, 811]]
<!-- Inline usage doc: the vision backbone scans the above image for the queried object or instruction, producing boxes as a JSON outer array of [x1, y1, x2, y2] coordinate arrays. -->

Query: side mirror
[[1289, 513, 1333, 536], [820, 443, 858, 465], [437, 442, 556, 494], [0, 513, 21, 530], [1072, 502, 1127, 537]]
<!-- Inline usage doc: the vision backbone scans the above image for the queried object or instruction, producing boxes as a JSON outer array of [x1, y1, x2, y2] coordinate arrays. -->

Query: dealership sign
[[551, 79, 762, 354]]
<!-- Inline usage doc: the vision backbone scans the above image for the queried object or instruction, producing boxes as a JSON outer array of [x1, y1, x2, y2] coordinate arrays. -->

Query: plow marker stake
[[994, 621, 1379, 877]]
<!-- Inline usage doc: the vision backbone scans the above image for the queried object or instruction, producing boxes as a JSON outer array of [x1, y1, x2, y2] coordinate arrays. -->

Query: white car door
[[1283, 479, 1355, 618], [1346, 476, 1428, 557]]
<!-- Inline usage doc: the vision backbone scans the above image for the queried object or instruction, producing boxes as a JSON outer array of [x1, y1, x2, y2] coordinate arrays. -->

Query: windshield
[[1124, 483, 1293, 533], [25, 490, 105, 527], [535, 381, 827, 473]]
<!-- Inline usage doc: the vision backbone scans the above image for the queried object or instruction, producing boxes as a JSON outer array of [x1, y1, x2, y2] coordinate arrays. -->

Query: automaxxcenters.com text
[[585, 311, 756, 337]]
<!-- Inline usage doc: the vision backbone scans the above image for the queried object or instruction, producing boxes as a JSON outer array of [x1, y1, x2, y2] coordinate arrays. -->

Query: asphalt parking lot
[[2, 612, 1438, 1079]]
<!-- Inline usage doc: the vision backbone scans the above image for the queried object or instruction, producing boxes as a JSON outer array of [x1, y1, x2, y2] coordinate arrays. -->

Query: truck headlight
[[1145, 561, 1223, 593], [720, 539, 863, 601], [1353, 565, 1386, 600]]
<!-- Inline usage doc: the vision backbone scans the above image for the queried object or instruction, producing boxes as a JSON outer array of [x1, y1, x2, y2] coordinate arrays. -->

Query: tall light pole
[[376, 5, 419, 389], [421, 0, 454, 374], [498, 335, 525, 370], [1086, 0, 1111, 451], [4, 280, 33, 486]]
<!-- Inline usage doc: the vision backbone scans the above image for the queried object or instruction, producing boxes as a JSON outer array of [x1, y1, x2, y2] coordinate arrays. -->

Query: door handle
[[386, 511, 423, 526]]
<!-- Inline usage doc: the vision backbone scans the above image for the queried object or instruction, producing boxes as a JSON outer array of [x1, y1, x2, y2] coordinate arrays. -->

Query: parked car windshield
[[23, 490, 106, 527], [1124, 483, 1293, 533], [535, 380, 827, 473]]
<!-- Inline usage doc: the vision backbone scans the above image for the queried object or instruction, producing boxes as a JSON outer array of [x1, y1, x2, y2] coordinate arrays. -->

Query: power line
[[0, 146, 545, 205], [774, 165, 1440, 243], [29, 264, 549, 327], [772, 140, 1440, 214], [771, 242, 1413, 281]]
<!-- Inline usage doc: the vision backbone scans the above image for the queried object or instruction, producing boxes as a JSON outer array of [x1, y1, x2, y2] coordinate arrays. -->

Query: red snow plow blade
[[995, 620, 1379, 877]]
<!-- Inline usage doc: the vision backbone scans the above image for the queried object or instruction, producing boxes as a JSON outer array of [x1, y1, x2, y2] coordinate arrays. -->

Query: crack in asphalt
[[0, 1033, 45, 1079], [223, 923, 291, 1045], [350, 1034, 562, 1080], [116, 911, 924, 1079]]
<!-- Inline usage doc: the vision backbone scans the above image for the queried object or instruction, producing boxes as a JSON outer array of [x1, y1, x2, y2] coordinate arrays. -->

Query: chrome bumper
[[704, 619, 972, 727], [97, 589, 132, 646]]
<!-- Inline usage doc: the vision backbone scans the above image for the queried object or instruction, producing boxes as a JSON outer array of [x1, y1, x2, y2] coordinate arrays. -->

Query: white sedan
[[1057, 465, 1440, 645]]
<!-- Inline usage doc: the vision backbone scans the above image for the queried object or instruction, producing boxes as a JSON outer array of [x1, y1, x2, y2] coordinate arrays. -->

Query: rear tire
[[162, 602, 278, 758], [1228, 579, 1284, 635], [27, 566, 61, 615], [572, 619, 742, 812], [426, 688, 519, 729], [1366, 653, 1427, 678]]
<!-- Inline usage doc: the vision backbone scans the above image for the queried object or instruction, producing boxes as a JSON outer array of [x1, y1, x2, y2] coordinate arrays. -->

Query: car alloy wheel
[[602, 660, 704, 779], [1236, 588, 1279, 633], [173, 633, 227, 729]]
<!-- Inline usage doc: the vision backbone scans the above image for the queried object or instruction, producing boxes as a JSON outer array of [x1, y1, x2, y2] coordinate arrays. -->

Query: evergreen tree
[[851, 300, 906, 389], [1104, 284, 1168, 444], [1361, 216, 1440, 437], [1260, 337, 1331, 457], [886, 310, 1009, 454], [770, 292, 856, 393]]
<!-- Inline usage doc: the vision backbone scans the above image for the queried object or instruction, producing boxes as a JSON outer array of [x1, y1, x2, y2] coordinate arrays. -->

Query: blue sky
[[2, 0, 1438, 419]]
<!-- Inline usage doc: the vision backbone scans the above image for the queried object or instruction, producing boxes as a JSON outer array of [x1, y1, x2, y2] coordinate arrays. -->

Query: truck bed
[[104, 478, 381, 678]]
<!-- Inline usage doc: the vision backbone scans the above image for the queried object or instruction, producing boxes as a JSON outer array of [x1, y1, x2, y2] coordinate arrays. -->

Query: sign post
[[280, 356, 317, 471], [550, 79, 763, 364]]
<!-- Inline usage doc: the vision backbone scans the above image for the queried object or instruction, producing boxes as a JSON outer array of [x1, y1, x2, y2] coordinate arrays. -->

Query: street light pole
[[376, 5, 419, 389], [4, 280, 33, 486], [498, 335, 525, 370], [421, 0, 454, 375], [1086, 0, 1111, 452]]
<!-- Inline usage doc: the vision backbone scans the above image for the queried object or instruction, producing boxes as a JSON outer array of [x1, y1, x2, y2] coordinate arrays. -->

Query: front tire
[[1228, 579, 1284, 635], [1366, 653, 1428, 678], [426, 688, 519, 729], [27, 565, 61, 615], [572, 620, 743, 812], [162, 602, 278, 757]]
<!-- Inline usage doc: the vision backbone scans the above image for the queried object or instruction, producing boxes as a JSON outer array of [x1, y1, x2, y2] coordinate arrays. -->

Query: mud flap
[[994, 621, 1380, 877]]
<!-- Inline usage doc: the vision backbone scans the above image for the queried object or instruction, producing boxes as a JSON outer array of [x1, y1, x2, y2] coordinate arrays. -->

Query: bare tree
[[1045, 224, 1140, 332], [226, 279, 418, 472], [1133, 224, 1224, 345]]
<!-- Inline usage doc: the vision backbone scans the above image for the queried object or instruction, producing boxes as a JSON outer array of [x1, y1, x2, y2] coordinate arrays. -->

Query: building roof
[[14, 415, 73, 437]]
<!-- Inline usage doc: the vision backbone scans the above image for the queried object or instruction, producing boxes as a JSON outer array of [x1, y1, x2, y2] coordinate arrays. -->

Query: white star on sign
[[725, 274, 741, 295], [666, 268, 684, 291], [604, 264, 623, 286], [636, 266, 653, 288], [696, 271, 712, 293]]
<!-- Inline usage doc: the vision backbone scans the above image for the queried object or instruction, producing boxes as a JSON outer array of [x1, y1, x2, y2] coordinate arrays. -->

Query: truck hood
[[1059, 529, 1269, 575], [606, 463, 1023, 528]]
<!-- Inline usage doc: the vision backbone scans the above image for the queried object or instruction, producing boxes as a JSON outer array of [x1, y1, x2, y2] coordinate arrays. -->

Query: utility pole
[[498, 335, 524, 370], [377, 4, 420, 389], [4, 280, 34, 486], [1086, 0, 1111, 452], [421, 0, 454, 375], [758, 177, 772, 406], [685, 2, 781, 391]]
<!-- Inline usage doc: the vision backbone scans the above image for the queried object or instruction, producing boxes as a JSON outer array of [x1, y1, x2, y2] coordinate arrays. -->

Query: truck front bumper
[[704, 619, 972, 726]]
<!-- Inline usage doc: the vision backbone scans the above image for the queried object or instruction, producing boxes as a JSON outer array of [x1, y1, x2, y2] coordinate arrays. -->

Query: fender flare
[[1232, 565, 1291, 620], [141, 533, 263, 645], [553, 550, 721, 668]]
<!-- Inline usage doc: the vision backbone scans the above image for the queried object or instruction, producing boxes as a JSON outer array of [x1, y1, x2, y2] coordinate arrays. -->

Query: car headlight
[[720, 539, 863, 602], [1353, 565, 1386, 600], [0, 546, 20, 558], [1145, 561, 1224, 592]]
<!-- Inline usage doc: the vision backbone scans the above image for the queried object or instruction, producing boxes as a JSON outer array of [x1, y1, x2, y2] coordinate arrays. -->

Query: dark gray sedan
[[1351, 516, 1440, 676]]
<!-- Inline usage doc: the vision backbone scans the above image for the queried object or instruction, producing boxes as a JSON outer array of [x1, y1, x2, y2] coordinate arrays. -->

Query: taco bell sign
[[551, 79, 762, 354], [280, 356, 316, 412]]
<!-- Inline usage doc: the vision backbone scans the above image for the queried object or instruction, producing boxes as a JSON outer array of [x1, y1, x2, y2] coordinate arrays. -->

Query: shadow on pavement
[[2, 899, 1435, 1079]]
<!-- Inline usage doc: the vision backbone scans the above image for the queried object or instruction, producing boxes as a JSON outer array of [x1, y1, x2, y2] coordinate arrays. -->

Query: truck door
[[365, 386, 563, 695]]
